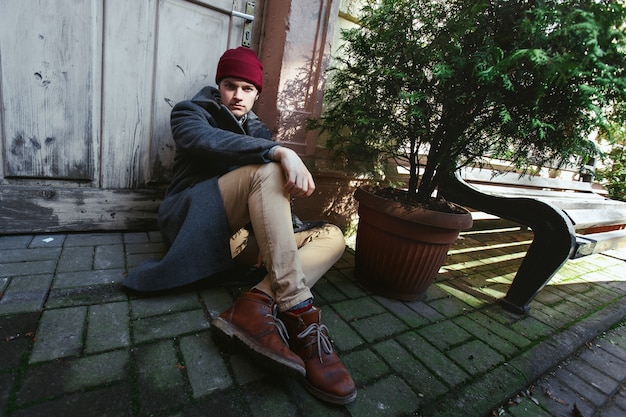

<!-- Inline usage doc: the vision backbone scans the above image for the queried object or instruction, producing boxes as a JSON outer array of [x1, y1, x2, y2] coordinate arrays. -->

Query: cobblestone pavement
[[1, 226, 625, 417]]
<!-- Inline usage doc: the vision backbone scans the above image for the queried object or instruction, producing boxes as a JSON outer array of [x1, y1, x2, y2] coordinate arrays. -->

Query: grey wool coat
[[123, 86, 277, 292]]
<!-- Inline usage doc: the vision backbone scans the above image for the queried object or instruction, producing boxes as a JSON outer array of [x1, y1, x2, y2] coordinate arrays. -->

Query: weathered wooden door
[[0, 0, 257, 234]]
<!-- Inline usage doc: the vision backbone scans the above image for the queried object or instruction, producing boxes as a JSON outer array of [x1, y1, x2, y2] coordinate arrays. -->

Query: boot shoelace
[[298, 322, 333, 363], [269, 304, 290, 346]]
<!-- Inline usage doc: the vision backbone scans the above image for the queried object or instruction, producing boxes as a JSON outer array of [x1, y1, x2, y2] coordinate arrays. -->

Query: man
[[124, 47, 356, 405]]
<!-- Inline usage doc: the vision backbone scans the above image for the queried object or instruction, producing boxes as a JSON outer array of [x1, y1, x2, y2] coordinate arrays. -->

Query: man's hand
[[272, 146, 316, 197]]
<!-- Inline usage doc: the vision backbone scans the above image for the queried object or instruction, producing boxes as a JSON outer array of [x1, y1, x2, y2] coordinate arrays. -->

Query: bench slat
[[574, 229, 626, 257], [566, 209, 626, 229], [459, 168, 595, 192]]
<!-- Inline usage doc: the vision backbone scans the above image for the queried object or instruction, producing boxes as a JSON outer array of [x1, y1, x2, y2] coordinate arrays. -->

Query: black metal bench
[[439, 167, 626, 314]]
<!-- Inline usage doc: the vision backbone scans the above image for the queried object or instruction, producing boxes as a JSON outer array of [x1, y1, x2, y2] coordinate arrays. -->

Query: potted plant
[[311, 0, 626, 300]]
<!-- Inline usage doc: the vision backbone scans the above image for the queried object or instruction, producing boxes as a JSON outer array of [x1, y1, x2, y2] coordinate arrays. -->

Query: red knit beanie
[[215, 47, 263, 92]]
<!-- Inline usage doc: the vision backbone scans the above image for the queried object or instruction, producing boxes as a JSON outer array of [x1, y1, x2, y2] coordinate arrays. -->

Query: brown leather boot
[[280, 307, 357, 404], [211, 291, 305, 378]]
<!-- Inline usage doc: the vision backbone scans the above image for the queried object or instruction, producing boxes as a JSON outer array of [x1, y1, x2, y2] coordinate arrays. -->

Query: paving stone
[[243, 378, 297, 417], [123, 231, 152, 244], [612, 384, 626, 411], [94, 244, 126, 269], [284, 382, 348, 417], [509, 315, 555, 341], [417, 320, 472, 351], [478, 283, 511, 300], [373, 295, 434, 328], [46, 284, 127, 309], [173, 387, 251, 417], [596, 337, 626, 363], [373, 339, 447, 399], [453, 315, 517, 357], [530, 301, 572, 329], [199, 287, 233, 318], [351, 312, 408, 342], [534, 286, 567, 306], [126, 252, 164, 269], [579, 344, 626, 382], [436, 281, 489, 310], [124, 240, 167, 255], [0, 274, 53, 314], [319, 307, 364, 352], [342, 348, 389, 386], [243, 379, 296, 417], [0, 260, 57, 278], [130, 292, 202, 319], [599, 402, 626, 417], [229, 353, 266, 385], [447, 339, 505, 376], [85, 301, 130, 353], [311, 275, 346, 303], [532, 378, 596, 417], [425, 365, 527, 417], [52, 269, 126, 289], [179, 332, 232, 398], [65, 350, 129, 391], [16, 349, 128, 403], [0, 247, 61, 263], [134, 340, 188, 415], [26, 236, 62, 252], [30, 306, 88, 363], [555, 368, 607, 407], [132, 309, 210, 344], [0, 312, 39, 370], [333, 297, 385, 321], [0, 372, 16, 415], [504, 397, 553, 417], [346, 374, 421, 417], [396, 332, 469, 388], [11, 382, 134, 417], [468, 311, 532, 349], [0, 235, 32, 250], [565, 358, 619, 396], [605, 326, 626, 350], [56, 246, 95, 272], [64, 233, 123, 246], [325, 269, 368, 299], [406, 300, 445, 322]]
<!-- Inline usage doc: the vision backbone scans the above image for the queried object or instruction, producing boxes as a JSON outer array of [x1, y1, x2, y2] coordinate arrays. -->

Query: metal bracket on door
[[232, 2, 255, 47]]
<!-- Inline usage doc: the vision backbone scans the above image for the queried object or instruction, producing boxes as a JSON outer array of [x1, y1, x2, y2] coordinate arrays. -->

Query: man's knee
[[256, 162, 283, 180], [325, 224, 347, 253]]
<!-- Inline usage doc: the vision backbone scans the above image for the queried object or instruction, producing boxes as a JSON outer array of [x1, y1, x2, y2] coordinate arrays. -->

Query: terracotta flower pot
[[353, 185, 473, 301]]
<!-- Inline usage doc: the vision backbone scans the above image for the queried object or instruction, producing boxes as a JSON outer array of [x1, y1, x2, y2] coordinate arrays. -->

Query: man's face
[[218, 78, 259, 119]]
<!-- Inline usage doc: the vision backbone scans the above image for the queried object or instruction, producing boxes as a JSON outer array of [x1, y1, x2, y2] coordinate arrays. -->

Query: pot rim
[[354, 185, 473, 230]]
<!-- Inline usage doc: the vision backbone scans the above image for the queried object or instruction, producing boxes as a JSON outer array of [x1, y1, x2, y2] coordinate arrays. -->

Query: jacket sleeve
[[170, 100, 276, 167]]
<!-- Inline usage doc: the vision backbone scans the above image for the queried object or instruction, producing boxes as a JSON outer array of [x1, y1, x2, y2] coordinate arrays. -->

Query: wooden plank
[[574, 229, 626, 258], [101, 0, 157, 188], [0, 1, 99, 180], [150, 0, 232, 183], [469, 183, 603, 201], [0, 186, 162, 234], [565, 208, 626, 230], [459, 168, 594, 192]]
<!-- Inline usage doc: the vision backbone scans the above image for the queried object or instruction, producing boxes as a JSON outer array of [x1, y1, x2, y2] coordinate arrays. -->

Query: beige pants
[[218, 163, 345, 312]]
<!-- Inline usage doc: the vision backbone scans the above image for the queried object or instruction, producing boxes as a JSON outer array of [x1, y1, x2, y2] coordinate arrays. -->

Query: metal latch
[[233, 2, 255, 47]]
